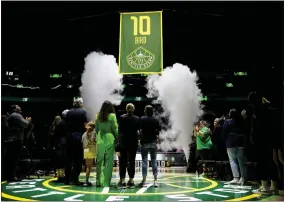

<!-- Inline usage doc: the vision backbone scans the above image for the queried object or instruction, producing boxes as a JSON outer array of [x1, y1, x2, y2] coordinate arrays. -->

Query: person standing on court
[[139, 105, 161, 187], [54, 109, 69, 182], [117, 103, 140, 188], [95, 100, 118, 188], [249, 92, 279, 195], [4, 105, 31, 181], [223, 109, 246, 185], [64, 98, 88, 185]]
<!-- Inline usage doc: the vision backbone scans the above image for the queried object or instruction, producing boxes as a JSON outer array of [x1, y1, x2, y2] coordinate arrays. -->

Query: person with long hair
[[139, 105, 161, 187], [49, 116, 62, 146], [53, 109, 69, 182], [212, 118, 226, 161], [117, 103, 140, 188], [49, 115, 62, 176], [249, 92, 279, 195], [95, 100, 118, 187], [223, 109, 246, 185]]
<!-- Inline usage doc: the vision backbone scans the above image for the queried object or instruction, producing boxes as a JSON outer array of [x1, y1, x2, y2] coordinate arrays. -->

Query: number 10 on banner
[[130, 16, 151, 36]]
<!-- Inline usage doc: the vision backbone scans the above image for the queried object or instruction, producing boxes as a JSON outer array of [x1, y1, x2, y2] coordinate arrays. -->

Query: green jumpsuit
[[95, 113, 118, 187]]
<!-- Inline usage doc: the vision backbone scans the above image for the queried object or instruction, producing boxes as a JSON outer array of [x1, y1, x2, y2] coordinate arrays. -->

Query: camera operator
[[4, 105, 31, 181]]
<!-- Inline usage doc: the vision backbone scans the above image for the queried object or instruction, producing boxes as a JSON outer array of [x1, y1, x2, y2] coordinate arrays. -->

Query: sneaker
[[153, 181, 158, 188], [117, 181, 126, 189], [83, 181, 92, 187], [139, 181, 146, 187], [127, 181, 135, 189], [71, 181, 83, 186], [252, 187, 272, 196], [237, 178, 245, 186], [199, 173, 205, 177], [224, 179, 239, 185]]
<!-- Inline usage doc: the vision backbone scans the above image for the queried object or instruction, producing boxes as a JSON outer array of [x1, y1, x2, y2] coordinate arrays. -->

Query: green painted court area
[[0, 168, 274, 201]]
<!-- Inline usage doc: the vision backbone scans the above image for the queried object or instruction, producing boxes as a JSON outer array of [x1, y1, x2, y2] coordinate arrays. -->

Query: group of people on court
[[194, 92, 282, 195], [61, 99, 160, 188]]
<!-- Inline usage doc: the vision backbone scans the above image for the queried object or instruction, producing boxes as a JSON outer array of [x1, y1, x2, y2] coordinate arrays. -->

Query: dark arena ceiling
[[1, 2, 283, 108]]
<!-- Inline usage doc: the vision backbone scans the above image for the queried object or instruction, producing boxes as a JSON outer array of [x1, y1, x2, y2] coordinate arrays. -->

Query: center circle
[[42, 175, 218, 196]]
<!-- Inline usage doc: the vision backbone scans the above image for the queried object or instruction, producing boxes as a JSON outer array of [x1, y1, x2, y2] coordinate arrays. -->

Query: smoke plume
[[146, 63, 203, 162], [80, 51, 123, 120]]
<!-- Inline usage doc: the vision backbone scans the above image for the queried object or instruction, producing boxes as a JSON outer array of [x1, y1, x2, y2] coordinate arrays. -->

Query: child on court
[[82, 122, 96, 186]]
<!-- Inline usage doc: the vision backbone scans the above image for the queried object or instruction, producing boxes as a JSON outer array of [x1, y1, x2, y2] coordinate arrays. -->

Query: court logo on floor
[[1, 175, 261, 201]]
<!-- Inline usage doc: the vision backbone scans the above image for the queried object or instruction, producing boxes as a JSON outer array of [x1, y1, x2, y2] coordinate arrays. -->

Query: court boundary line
[[1, 176, 260, 201]]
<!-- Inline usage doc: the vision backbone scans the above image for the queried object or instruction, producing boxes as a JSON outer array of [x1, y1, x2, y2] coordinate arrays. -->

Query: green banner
[[119, 11, 163, 74]]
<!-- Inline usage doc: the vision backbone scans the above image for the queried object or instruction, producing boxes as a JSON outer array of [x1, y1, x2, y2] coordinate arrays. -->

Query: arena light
[[50, 74, 62, 78], [226, 83, 234, 87], [234, 72, 247, 76]]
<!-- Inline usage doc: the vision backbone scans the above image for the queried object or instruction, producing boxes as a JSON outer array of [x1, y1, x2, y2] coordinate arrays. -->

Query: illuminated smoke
[[146, 63, 203, 162], [80, 51, 123, 120]]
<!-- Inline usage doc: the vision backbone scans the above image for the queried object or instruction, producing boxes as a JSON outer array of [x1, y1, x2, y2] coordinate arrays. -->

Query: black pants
[[119, 146, 137, 179], [256, 144, 278, 181], [65, 133, 83, 183], [55, 147, 66, 169], [198, 149, 211, 161], [3, 140, 22, 180]]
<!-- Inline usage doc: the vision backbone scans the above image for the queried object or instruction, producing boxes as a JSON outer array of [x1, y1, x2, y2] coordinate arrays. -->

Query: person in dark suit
[[117, 103, 140, 188], [64, 99, 88, 185]]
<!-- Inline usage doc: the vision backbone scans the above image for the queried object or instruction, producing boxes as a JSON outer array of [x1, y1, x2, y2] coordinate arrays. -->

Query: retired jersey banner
[[119, 11, 163, 74]]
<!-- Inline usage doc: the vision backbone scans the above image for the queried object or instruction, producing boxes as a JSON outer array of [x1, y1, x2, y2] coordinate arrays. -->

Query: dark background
[[1, 1, 283, 146]]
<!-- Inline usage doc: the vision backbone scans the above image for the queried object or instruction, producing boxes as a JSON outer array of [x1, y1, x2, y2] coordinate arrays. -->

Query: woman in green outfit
[[194, 120, 212, 176], [95, 101, 118, 187]]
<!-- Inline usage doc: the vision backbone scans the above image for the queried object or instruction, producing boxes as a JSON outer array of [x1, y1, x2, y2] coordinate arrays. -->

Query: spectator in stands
[[223, 109, 246, 185], [250, 92, 279, 195], [212, 118, 226, 160], [65, 98, 88, 185], [54, 109, 69, 182], [95, 100, 118, 188], [117, 103, 140, 188], [194, 120, 212, 177], [139, 105, 161, 187], [4, 105, 31, 181]]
